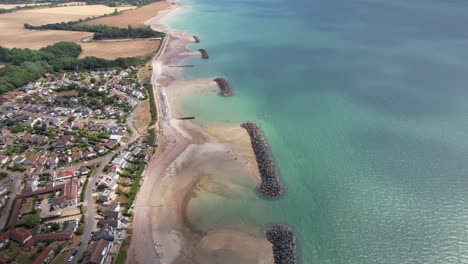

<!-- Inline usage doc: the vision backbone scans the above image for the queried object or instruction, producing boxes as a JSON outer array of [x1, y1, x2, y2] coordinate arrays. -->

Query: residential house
[[24, 154, 39, 167], [109, 135, 122, 143], [0, 231, 11, 248], [84, 239, 112, 264], [46, 157, 59, 169], [92, 145, 105, 155], [22, 178, 37, 193], [103, 140, 117, 150], [71, 150, 83, 162], [91, 225, 117, 242], [111, 157, 127, 168], [10, 229, 32, 245], [98, 189, 115, 203], [33, 232, 73, 243], [103, 208, 121, 221], [98, 173, 119, 190], [6, 199, 23, 229], [53, 169, 77, 181], [79, 166, 90, 176], [32, 246, 54, 264]]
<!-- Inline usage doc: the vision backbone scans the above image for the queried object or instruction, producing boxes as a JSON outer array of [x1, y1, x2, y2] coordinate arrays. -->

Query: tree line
[[0, 42, 143, 96], [24, 22, 165, 40]]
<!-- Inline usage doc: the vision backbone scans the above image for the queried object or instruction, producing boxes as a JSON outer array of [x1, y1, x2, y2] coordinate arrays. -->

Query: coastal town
[[0, 65, 156, 263]]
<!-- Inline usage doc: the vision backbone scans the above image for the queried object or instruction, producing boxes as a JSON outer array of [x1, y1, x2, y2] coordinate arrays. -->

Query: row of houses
[[0, 228, 73, 247]]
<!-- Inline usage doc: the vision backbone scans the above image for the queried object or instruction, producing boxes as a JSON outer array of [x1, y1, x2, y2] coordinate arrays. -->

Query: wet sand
[[128, 2, 273, 264]]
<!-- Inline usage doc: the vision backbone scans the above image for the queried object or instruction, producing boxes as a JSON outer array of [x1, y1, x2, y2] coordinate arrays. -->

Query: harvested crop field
[[20, 5, 134, 16], [0, 3, 50, 9], [81, 1, 170, 28], [0, 5, 133, 49], [80, 39, 160, 59]]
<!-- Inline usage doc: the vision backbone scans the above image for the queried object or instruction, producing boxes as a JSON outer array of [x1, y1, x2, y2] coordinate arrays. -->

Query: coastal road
[[72, 112, 140, 263]]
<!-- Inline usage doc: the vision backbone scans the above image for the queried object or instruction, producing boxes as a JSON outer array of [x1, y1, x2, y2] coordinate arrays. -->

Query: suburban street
[[72, 107, 140, 263]]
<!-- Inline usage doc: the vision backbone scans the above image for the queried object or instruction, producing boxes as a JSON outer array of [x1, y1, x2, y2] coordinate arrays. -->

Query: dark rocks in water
[[240, 122, 284, 197], [193, 35, 200, 43], [213, 78, 234, 97], [265, 225, 297, 264], [199, 49, 209, 59]]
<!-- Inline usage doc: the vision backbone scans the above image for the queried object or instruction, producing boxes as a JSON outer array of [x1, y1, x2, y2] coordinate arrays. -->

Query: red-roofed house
[[6, 199, 23, 229], [103, 140, 117, 150], [10, 229, 32, 245], [33, 232, 73, 243], [0, 231, 12, 248], [53, 169, 77, 181], [32, 246, 54, 264]]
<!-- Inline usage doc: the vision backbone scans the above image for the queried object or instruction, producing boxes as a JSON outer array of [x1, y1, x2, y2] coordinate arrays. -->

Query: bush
[[23, 212, 40, 228], [75, 224, 84, 235], [80, 179, 89, 202], [145, 84, 157, 125]]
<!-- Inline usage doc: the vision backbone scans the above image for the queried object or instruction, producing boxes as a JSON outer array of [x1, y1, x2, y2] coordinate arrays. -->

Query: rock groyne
[[193, 35, 200, 43], [213, 78, 234, 97], [240, 122, 284, 197], [199, 49, 209, 59], [265, 225, 297, 264]]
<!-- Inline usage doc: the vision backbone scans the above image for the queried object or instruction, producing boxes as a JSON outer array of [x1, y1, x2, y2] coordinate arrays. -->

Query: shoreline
[[128, 2, 274, 264]]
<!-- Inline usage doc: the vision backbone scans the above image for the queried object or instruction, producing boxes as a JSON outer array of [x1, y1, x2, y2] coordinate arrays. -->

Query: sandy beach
[[128, 2, 273, 264]]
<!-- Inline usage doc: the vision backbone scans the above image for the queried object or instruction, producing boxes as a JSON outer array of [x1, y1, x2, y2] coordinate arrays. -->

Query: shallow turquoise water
[[164, 1, 468, 263]]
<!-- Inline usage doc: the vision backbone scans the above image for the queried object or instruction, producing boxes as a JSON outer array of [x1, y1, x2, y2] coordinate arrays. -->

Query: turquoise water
[[164, 1, 468, 263]]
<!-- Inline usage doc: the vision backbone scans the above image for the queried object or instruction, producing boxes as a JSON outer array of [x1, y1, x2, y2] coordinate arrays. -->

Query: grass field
[[132, 100, 152, 133], [81, 1, 170, 28], [80, 39, 160, 59], [56, 90, 79, 97], [0, 5, 134, 50], [114, 235, 132, 264]]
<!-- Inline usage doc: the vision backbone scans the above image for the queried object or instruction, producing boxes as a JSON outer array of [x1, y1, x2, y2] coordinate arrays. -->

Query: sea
[[162, 0, 468, 263]]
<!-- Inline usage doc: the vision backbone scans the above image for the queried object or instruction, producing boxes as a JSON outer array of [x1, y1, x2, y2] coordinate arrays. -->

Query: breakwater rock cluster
[[193, 35, 200, 43], [240, 122, 284, 197], [265, 225, 297, 264], [199, 49, 209, 59], [213, 78, 234, 96]]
